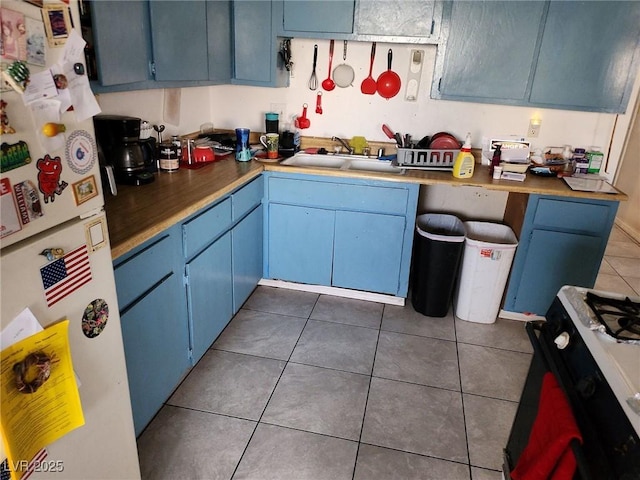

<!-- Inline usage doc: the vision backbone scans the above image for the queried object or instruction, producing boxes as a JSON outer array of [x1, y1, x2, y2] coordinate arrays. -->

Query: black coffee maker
[[94, 115, 155, 187]]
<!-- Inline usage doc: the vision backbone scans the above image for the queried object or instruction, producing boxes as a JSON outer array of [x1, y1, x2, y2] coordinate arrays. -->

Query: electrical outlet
[[270, 103, 287, 120], [528, 119, 541, 137]]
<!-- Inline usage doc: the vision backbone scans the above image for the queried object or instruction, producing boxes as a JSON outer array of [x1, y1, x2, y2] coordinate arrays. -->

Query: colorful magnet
[[14, 179, 43, 225], [36, 154, 68, 203], [65, 130, 96, 175], [0, 177, 22, 238], [1, 60, 29, 93], [1, 140, 32, 172], [72, 174, 98, 205], [0, 99, 15, 134], [40, 248, 64, 261], [82, 298, 109, 338]]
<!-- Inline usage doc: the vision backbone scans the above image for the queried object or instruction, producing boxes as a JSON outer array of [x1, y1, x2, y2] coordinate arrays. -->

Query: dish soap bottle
[[453, 133, 474, 178]]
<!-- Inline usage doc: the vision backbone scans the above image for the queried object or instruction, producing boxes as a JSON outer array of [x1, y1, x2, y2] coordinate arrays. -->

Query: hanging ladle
[[361, 42, 377, 95], [322, 40, 335, 91]]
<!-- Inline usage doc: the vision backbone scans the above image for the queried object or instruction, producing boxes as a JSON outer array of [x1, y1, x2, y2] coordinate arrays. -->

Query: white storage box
[[454, 222, 518, 323]]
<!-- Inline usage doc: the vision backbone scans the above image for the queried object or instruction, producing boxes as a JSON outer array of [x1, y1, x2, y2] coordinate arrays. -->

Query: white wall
[[96, 38, 639, 219]]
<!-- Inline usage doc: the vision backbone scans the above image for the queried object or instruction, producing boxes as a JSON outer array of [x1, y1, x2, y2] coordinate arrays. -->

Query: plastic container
[[452, 132, 474, 178], [586, 147, 604, 174], [454, 222, 518, 323], [411, 214, 466, 317]]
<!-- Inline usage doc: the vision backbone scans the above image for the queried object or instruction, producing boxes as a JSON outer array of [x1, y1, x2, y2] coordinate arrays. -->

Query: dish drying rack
[[392, 147, 460, 170]]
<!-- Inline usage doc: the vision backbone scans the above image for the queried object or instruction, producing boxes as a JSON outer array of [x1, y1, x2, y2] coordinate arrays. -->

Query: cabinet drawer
[[268, 177, 409, 215], [533, 198, 611, 234], [183, 197, 232, 259], [114, 233, 175, 309], [232, 175, 263, 221]]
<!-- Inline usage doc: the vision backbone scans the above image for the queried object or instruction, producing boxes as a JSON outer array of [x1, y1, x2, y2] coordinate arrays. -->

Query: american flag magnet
[[40, 244, 92, 307]]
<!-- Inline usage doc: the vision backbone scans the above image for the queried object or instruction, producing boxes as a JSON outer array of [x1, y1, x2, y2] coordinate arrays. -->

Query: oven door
[[503, 319, 613, 480]]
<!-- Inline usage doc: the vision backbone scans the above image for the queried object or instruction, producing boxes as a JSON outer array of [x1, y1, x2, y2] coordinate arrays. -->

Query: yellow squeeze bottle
[[452, 133, 474, 178]]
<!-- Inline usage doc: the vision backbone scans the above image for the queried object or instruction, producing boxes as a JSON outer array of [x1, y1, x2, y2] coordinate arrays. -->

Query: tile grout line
[[227, 292, 321, 480]]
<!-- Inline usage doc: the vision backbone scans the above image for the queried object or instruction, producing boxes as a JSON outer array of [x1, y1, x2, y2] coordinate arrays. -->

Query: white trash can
[[454, 222, 518, 324]]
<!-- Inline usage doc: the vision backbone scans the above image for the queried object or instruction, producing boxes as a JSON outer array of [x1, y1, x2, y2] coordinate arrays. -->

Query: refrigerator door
[[0, 0, 104, 250], [0, 213, 140, 479]]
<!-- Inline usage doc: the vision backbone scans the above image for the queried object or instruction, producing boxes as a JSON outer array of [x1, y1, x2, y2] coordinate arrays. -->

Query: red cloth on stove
[[511, 372, 583, 480]]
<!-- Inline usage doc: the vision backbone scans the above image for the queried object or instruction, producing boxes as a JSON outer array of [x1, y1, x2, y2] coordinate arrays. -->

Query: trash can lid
[[416, 214, 466, 241]]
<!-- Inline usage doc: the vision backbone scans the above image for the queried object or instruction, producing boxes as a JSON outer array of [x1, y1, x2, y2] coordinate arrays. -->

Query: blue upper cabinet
[[437, 1, 545, 102], [232, 0, 289, 87], [355, 0, 440, 40], [529, 1, 640, 112], [434, 1, 640, 113], [84, 0, 232, 92], [275, 0, 441, 43], [88, 1, 153, 86], [149, 1, 209, 81], [150, 0, 231, 82], [281, 0, 354, 34]]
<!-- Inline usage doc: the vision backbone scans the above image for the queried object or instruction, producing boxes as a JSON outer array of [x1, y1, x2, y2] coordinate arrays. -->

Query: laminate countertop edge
[[105, 157, 627, 260]]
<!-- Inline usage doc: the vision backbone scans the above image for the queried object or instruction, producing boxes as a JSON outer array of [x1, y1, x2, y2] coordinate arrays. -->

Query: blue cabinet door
[[149, 1, 209, 81], [529, 1, 640, 112], [356, 0, 437, 38], [438, 1, 545, 102], [120, 273, 190, 436], [233, 0, 288, 86], [268, 203, 334, 285], [511, 229, 603, 315], [232, 205, 263, 313], [186, 231, 233, 363], [504, 195, 618, 316], [333, 211, 405, 295], [282, 0, 354, 34], [90, 0, 152, 86]]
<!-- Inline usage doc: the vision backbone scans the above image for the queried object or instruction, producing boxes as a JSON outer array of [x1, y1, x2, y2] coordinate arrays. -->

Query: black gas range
[[504, 286, 640, 479]]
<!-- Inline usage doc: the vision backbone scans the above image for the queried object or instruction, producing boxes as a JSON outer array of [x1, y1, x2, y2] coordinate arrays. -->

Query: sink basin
[[280, 153, 404, 175], [280, 154, 345, 169]]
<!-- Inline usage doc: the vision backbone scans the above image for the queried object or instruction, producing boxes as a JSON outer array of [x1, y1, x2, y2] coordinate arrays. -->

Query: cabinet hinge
[[149, 61, 156, 78], [430, 19, 435, 36], [188, 348, 193, 363], [438, 78, 441, 92], [183, 274, 189, 287]]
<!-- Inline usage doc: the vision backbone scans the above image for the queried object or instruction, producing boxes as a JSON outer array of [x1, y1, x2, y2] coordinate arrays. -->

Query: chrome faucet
[[331, 136, 353, 155]]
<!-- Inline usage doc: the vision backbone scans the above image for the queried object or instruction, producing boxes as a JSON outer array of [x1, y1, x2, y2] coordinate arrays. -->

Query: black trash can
[[411, 214, 466, 317]]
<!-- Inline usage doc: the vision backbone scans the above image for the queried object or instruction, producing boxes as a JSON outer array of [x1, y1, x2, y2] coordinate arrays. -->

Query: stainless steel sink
[[280, 153, 405, 175]]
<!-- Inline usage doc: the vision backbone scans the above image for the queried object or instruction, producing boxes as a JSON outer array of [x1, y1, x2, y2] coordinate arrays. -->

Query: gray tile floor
[[137, 224, 639, 480]]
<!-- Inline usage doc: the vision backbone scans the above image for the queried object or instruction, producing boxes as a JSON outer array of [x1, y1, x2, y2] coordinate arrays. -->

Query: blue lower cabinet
[[504, 194, 618, 315], [186, 231, 233, 363], [120, 273, 189, 436], [333, 210, 405, 294], [232, 204, 264, 313], [268, 203, 334, 285], [265, 172, 419, 297]]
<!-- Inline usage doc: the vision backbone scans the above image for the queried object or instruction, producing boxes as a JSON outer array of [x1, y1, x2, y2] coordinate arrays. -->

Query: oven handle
[[524, 321, 593, 480]]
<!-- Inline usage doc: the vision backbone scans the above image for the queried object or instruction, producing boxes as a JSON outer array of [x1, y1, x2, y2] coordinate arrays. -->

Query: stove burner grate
[[585, 292, 640, 342]]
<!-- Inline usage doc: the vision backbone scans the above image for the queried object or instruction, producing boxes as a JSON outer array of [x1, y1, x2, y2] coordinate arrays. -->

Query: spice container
[[573, 148, 589, 174], [158, 142, 180, 172]]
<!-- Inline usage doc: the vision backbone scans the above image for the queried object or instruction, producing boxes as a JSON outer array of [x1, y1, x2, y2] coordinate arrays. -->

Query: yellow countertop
[[105, 155, 626, 260]]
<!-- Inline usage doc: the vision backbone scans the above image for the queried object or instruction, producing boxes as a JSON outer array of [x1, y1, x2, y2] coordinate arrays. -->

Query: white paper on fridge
[[61, 30, 101, 122], [0, 308, 43, 351]]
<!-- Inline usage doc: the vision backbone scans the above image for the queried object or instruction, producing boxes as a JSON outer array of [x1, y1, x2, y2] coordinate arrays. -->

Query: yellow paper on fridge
[[0, 320, 84, 480]]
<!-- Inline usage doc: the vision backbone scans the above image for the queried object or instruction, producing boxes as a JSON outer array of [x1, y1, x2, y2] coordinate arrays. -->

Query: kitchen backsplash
[[96, 38, 640, 181]]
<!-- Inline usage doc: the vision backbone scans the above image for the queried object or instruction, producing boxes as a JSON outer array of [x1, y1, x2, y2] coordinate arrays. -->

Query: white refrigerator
[[0, 0, 139, 478]]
